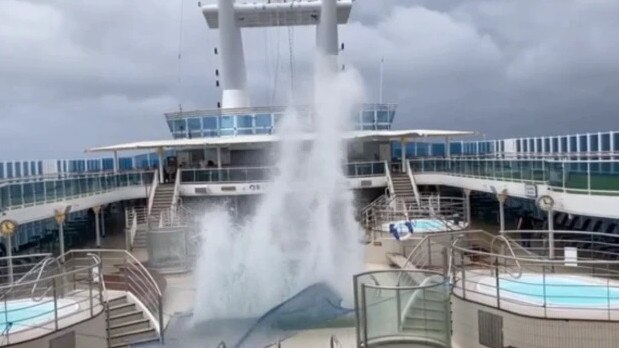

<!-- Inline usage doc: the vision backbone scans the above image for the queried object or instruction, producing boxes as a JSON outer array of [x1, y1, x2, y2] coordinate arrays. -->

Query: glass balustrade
[[411, 158, 619, 194], [0, 171, 155, 212], [180, 162, 386, 183]]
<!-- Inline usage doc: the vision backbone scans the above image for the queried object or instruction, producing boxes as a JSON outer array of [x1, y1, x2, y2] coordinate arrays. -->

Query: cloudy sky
[[1, 0, 618, 158]]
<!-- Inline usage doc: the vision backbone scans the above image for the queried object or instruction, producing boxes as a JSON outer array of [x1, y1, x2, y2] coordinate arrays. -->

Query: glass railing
[[411, 158, 619, 195], [354, 270, 451, 348], [180, 162, 387, 184], [0, 171, 155, 212]]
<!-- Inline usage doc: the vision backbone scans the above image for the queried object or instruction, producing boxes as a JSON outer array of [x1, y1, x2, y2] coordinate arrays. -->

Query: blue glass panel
[[522, 140, 528, 152], [30, 162, 36, 175], [23, 162, 29, 176], [166, 120, 174, 132], [602, 133, 611, 151], [561, 136, 568, 152], [361, 124, 375, 130], [376, 111, 389, 123], [376, 124, 390, 130], [590, 134, 599, 151], [255, 114, 272, 128], [220, 129, 235, 136], [203, 117, 218, 130], [102, 158, 114, 171], [14, 162, 21, 177], [552, 137, 558, 152], [361, 111, 374, 123], [544, 138, 551, 153], [0, 163, 3, 179], [220, 116, 234, 129], [7, 164, 13, 178], [236, 115, 253, 128], [273, 114, 284, 125], [569, 136, 577, 152], [188, 118, 201, 131], [431, 143, 445, 156], [516, 140, 521, 152], [579, 135, 588, 152], [37, 161, 43, 175], [450, 142, 462, 155], [614, 133, 619, 151], [536, 138, 542, 153], [173, 119, 186, 134]]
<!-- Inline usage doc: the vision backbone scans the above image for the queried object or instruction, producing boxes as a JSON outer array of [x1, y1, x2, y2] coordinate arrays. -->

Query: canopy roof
[[86, 129, 476, 153]]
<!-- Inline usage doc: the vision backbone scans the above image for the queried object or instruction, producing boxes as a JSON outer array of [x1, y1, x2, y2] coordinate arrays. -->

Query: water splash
[[193, 65, 365, 322]]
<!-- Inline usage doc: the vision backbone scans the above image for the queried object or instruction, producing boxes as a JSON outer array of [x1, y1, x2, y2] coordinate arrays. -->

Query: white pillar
[[101, 206, 106, 237], [445, 137, 451, 158], [217, 0, 249, 108], [316, 0, 339, 74], [401, 139, 406, 173], [93, 206, 101, 248], [58, 221, 65, 262], [497, 192, 507, 233], [158, 147, 164, 184], [216, 147, 222, 169], [113, 151, 119, 173]]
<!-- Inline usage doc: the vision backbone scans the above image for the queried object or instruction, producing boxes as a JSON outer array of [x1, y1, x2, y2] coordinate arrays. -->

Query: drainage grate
[[478, 310, 503, 348]]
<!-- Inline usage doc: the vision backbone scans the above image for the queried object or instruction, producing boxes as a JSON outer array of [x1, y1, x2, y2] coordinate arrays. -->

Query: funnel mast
[[217, 0, 249, 108]]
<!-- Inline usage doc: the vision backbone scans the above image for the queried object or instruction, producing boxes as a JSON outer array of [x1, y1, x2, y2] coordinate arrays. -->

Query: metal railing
[[0, 253, 103, 346], [0, 171, 156, 212], [451, 230, 619, 321], [411, 158, 619, 195], [354, 269, 451, 348], [179, 161, 388, 184], [62, 249, 164, 343]]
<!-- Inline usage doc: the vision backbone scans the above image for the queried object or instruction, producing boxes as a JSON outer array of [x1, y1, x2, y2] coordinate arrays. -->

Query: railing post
[[495, 257, 501, 309], [587, 161, 591, 195], [159, 296, 165, 344], [53, 277, 59, 331], [88, 266, 94, 317], [607, 277, 611, 321], [461, 252, 466, 299], [4, 297, 9, 345], [396, 288, 401, 331], [361, 284, 368, 346], [542, 264, 547, 318]]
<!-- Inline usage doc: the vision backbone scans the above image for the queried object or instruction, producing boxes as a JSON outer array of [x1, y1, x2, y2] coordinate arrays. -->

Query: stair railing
[[147, 172, 159, 216], [406, 160, 421, 206], [330, 335, 342, 348], [384, 160, 395, 198]]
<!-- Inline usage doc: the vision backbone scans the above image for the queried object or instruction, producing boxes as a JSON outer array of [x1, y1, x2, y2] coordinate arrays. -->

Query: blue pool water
[[496, 275, 619, 306], [385, 219, 457, 238], [0, 299, 74, 333]]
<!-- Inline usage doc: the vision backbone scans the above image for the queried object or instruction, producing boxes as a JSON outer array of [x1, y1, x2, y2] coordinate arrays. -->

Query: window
[[536, 138, 542, 153], [361, 110, 374, 124], [173, 119, 186, 136], [236, 115, 253, 128], [255, 114, 272, 128], [14, 162, 21, 177], [187, 118, 201, 131], [614, 132, 619, 151], [552, 137, 559, 153], [579, 134, 588, 152], [569, 136, 577, 152], [560, 136, 568, 152], [0, 163, 3, 179], [590, 134, 599, 152], [544, 138, 551, 153], [220, 116, 234, 129], [602, 133, 611, 151], [450, 142, 462, 155], [528, 138, 534, 152], [376, 111, 389, 123], [522, 139, 528, 152], [516, 139, 521, 152]]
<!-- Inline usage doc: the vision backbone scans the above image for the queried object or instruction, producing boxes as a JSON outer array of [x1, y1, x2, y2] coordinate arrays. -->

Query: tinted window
[[236, 115, 253, 128]]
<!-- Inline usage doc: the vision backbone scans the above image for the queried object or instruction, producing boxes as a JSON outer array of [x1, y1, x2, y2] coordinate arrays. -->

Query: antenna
[[379, 57, 384, 104]]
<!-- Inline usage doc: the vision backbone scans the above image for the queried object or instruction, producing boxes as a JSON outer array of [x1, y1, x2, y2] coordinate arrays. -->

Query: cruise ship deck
[[1, 0, 619, 347]]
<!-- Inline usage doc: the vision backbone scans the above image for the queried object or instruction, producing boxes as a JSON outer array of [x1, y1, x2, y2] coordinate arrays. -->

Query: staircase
[[391, 172, 417, 204], [131, 226, 149, 249], [399, 274, 451, 345], [150, 184, 175, 223], [108, 295, 160, 348]]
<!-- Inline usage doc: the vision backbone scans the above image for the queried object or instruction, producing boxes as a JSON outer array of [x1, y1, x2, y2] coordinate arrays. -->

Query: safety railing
[[0, 254, 51, 286], [354, 270, 451, 348], [0, 171, 156, 213], [62, 249, 164, 343], [451, 230, 619, 321], [345, 161, 386, 178], [0, 253, 103, 346], [410, 158, 619, 195]]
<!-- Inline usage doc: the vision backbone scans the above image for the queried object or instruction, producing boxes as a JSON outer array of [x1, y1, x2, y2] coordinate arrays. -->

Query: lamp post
[[0, 220, 18, 283], [54, 206, 71, 263], [537, 195, 556, 259], [496, 190, 508, 233]]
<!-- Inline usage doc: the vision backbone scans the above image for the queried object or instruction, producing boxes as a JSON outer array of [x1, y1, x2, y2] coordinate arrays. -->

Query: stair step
[[109, 302, 136, 315], [109, 318, 152, 336], [109, 310, 145, 327], [110, 327, 159, 347]]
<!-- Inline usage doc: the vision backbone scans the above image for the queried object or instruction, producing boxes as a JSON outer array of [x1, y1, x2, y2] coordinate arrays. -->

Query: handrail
[[30, 257, 63, 301], [171, 167, 182, 215], [147, 170, 159, 216], [406, 160, 421, 206], [489, 235, 522, 279], [396, 236, 431, 285], [330, 335, 342, 348], [384, 160, 395, 198]]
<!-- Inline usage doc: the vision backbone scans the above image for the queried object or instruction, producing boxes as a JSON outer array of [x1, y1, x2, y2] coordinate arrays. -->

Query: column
[[113, 151, 119, 174], [54, 209, 67, 263], [216, 147, 222, 169], [101, 205, 106, 238], [93, 206, 101, 248], [497, 191, 508, 233], [445, 137, 451, 158], [463, 189, 472, 226], [400, 139, 406, 173], [158, 147, 165, 184]]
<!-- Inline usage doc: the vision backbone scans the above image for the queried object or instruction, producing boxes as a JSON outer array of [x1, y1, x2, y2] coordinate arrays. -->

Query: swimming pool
[[0, 298, 79, 333], [382, 218, 462, 239], [477, 274, 619, 307]]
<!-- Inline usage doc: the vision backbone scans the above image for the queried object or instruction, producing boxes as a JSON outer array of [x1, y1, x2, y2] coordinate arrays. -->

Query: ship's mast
[[201, 0, 352, 109]]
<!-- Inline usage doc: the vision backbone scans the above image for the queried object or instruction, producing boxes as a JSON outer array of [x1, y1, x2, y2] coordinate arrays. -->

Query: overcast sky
[[1, 0, 618, 158]]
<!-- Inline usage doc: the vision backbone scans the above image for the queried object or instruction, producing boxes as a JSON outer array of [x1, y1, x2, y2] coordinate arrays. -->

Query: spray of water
[[193, 62, 365, 322]]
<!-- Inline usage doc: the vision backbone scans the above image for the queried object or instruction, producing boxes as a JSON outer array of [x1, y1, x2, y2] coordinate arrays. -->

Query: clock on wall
[[536, 195, 555, 212]]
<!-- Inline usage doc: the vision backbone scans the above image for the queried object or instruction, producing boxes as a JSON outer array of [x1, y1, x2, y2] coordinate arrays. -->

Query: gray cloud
[[0, 0, 618, 158]]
